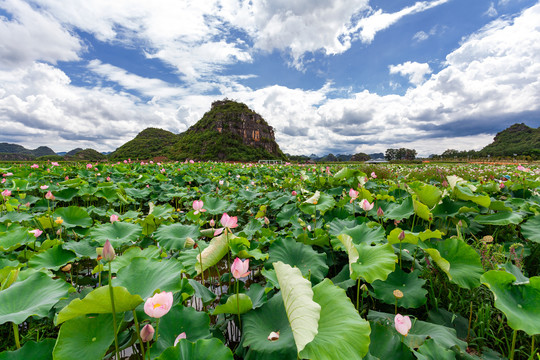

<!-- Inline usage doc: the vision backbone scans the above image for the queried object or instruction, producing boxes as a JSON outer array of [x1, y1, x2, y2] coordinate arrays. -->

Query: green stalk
[[12, 322, 20, 349], [132, 310, 145, 360], [236, 280, 242, 330], [155, 318, 160, 342], [399, 240, 403, 270], [356, 278, 361, 310], [108, 262, 120, 360], [509, 329, 517, 360]]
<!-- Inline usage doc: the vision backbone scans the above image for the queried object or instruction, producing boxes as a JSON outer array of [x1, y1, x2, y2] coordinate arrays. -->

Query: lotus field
[[1, 161, 540, 360]]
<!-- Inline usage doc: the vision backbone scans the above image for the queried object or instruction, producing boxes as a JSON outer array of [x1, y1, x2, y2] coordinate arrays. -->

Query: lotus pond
[[0, 161, 539, 359]]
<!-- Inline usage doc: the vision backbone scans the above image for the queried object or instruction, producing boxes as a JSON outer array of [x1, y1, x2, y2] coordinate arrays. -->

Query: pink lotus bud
[[174, 332, 186, 346], [140, 324, 155, 342], [192, 200, 206, 215], [102, 239, 115, 262], [377, 207, 384, 217], [231, 257, 250, 279], [291, 190, 297, 196], [371, 172, 377, 179], [349, 188, 359, 203], [394, 314, 412, 336], [264, 217, 270, 225], [209, 219, 215, 227], [110, 214, 119, 223], [398, 230, 405, 241], [1, 189, 11, 197], [360, 199, 374, 211], [45, 191, 55, 200]]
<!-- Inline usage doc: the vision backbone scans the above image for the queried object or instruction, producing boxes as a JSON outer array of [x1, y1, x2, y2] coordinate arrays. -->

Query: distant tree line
[[385, 148, 417, 161]]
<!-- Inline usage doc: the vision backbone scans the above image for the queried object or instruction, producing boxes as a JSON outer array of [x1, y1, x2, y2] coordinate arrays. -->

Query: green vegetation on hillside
[[479, 123, 540, 158], [109, 128, 179, 160]]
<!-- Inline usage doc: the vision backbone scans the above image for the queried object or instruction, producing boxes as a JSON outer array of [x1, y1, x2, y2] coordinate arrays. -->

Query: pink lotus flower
[[106, 177, 111, 182], [173, 332, 186, 346], [291, 190, 297, 196], [86, 163, 92, 169], [349, 188, 359, 203], [102, 239, 116, 262], [31, 164, 39, 169], [231, 257, 250, 279], [371, 172, 377, 179], [214, 213, 238, 236], [51, 162, 59, 166], [219, 180, 224, 185], [29, 229, 43, 237], [144, 291, 174, 318], [40, 185, 49, 190], [110, 214, 119, 223], [499, 182, 505, 189], [209, 219, 215, 227], [1, 189, 11, 197], [45, 191, 55, 200], [192, 200, 206, 215], [140, 324, 155, 342], [394, 314, 412, 336], [360, 199, 374, 211]]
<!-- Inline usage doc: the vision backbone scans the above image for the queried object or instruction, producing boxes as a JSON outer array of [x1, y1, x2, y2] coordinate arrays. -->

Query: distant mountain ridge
[[479, 123, 540, 157]]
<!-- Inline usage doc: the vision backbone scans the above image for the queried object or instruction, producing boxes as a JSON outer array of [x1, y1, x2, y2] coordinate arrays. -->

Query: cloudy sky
[[1, 0, 539, 156]]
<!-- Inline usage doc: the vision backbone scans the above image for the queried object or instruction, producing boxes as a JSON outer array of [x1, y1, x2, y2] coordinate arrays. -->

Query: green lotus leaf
[[387, 228, 419, 245], [89, 221, 143, 247], [350, 242, 397, 283], [299, 192, 336, 215], [195, 232, 230, 275], [371, 268, 427, 308], [94, 187, 119, 202], [187, 279, 217, 305], [62, 240, 97, 259], [481, 270, 540, 335], [414, 339, 457, 360], [0, 271, 71, 325], [432, 197, 465, 219], [154, 223, 201, 251], [178, 242, 209, 277], [53, 206, 93, 228], [246, 283, 267, 309], [300, 279, 371, 360], [53, 314, 114, 360], [241, 293, 296, 360], [269, 195, 293, 209], [412, 196, 433, 221], [238, 218, 262, 239], [0, 212, 33, 224], [276, 204, 300, 227], [125, 187, 151, 200], [200, 196, 232, 215], [474, 212, 523, 225], [0, 339, 55, 360], [150, 305, 212, 357], [453, 184, 490, 208], [273, 261, 321, 353], [110, 245, 163, 273], [423, 238, 483, 289], [212, 293, 253, 315], [155, 338, 233, 360], [55, 286, 143, 325], [28, 245, 77, 271], [150, 204, 175, 220], [408, 181, 442, 209], [268, 238, 328, 284], [114, 257, 183, 299], [53, 188, 79, 202], [384, 197, 414, 221], [340, 223, 385, 245], [0, 226, 34, 251], [519, 214, 540, 243], [368, 322, 414, 360], [327, 218, 360, 236]]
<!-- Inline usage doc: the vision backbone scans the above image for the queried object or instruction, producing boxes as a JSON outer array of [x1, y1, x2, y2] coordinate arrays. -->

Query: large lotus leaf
[[212, 293, 253, 315], [351, 242, 397, 283], [53, 188, 79, 202], [89, 221, 143, 247], [0, 226, 34, 251], [110, 245, 162, 273], [408, 181, 442, 209], [412, 196, 432, 222], [371, 268, 427, 308], [0, 212, 33, 224], [337, 234, 359, 277], [481, 270, 540, 335], [150, 204, 174, 220], [246, 283, 268, 309], [53, 314, 114, 360], [28, 245, 77, 271], [53, 206, 93, 228], [299, 192, 336, 215], [268, 238, 328, 284], [154, 223, 201, 251], [432, 197, 465, 219], [453, 184, 490, 208], [414, 339, 456, 360], [340, 223, 385, 245], [156, 338, 233, 360], [0, 339, 55, 360], [368, 322, 414, 360], [327, 218, 361, 236], [94, 187, 119, 202], [518, 214, 540, 243], [195, 232, 230, 275], [62, 240, 97, 259], [384, 197, 414, 221], [269, 195, 293, 209], [178, 242, 209, 277], [0, 271, 71, 325], [299, 279, 371, 360], [187, 279, 216, 305], [55, 286, 143, 325], [241, 293, 297, 360], [367, 311, 467, 351], [474, 212, 523, 225], [124, 187, 151, 200], [273, 261, 321, 353], [238, 218, 263, 239], [423, 238, 483, 289], [114, 257, 183, 299], [387, 228, 419, 245], [149, 305, 211, 357], [200, 196, 231, 215], [276, 203, 300, 227]]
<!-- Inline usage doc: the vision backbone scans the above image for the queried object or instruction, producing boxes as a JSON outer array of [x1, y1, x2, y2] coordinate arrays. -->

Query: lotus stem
[[108, 262, 120, 360], [466, 301, 473, 343], [155, 318, 160, 342], [132, 310, 145, 360], [356, 278, 360, 310], [236, 280, 242, 330], [509, 329, 517, 360], [12, 322, 20, 349], [399, 241, 403, 270]]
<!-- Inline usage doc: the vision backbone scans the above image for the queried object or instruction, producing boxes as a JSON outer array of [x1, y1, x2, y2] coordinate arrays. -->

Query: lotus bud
[[140, 324, 155, 342], [398, 231, 405, 241], [184, 237, 195, 248], [377, 207, 384, 217], [102, 239, 115, 262], [209, 219, 215, 227], [45, 191, 55, 200], [264, 217, 270, 225]]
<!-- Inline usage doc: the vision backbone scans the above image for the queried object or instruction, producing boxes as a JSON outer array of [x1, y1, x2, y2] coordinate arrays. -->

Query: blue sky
[[1, 0, 539, 156]]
